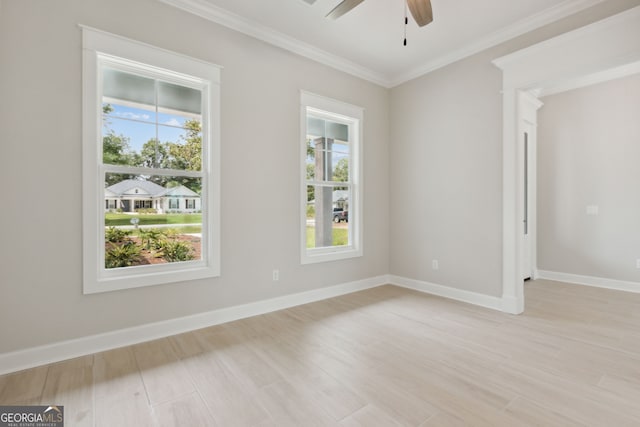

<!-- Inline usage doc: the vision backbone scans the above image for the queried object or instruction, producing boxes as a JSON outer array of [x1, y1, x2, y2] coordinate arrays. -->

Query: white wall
[[0, 0, 389, 353], [538, 73, 640, 282], [388, 0, 640, 297]]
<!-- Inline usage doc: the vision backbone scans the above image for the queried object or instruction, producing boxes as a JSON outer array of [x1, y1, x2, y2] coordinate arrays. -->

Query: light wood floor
[[2, 280, 640, 426]]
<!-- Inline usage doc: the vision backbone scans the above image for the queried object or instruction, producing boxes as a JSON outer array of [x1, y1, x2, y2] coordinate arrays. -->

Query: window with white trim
[[82, 27, 221, 294], [301, 92, 362, 264]]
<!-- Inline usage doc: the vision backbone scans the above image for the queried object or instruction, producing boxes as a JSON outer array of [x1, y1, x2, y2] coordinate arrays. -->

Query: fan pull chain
[[403, 0, 408, 46]]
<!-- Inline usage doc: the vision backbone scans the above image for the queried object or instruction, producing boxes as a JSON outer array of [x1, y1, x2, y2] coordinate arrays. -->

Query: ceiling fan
[[326, 0, 433, 27]]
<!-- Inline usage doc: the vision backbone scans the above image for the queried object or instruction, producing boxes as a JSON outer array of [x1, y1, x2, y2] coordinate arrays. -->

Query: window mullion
[[154, 79, 159, 168]]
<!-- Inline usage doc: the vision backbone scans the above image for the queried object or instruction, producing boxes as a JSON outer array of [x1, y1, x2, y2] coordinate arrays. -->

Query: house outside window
[[82, 27, 221, 294], [300, 91, 362, 264]]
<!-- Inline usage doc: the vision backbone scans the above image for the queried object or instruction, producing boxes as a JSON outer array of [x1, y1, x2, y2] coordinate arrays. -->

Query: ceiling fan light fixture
[[407, 0, 433, 27], [325, 0, 433, 29], [325, 0, 365, 20]]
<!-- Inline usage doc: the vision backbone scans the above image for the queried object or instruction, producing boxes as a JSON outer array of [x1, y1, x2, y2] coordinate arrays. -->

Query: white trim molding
[[156, 0, 389, 87], [0, 273, 535, 375], [157, 0, 605, 88], [538, 60, 640, 97], [391, 0, 605, 86], [0, 276, 388, 376], [389, 275, 504, 312], [537, 270, 640, 294]]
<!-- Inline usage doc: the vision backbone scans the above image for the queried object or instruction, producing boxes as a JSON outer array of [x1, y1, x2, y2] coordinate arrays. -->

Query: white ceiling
[[159, 0, 605, 87]]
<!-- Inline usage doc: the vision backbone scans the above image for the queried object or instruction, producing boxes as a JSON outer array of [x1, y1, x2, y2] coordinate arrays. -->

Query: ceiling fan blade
[[325, 0, 366, 20], [407, 0, 433, 27]]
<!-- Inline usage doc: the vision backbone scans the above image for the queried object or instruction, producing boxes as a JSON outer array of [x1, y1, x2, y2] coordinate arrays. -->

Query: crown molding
[[157, 0, 392, 87], [392, 0, 605, 86], [538, 60, 640, 97], [158, 0, 604, 89]]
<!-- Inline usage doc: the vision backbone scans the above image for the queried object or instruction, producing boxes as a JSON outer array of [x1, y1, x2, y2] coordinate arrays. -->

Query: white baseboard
[[388, 275, 504, 312], [0, 275, 388, 376], [536, 270, 640, 294], [500, 295, 524, 315], [0, 274, 514, 375]]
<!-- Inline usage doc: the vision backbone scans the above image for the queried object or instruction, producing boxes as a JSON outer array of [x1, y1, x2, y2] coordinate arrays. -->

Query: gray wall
[[388, 0, 640, 297], [538, 73, 640, 281], [389, 50, 503, 296], [0, 0, 389, 353]]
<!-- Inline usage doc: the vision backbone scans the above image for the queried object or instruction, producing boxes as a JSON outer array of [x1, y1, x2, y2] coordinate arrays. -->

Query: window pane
[[103, 116, 154, 165], [101, 115, 203, 171], [103, 68, 155, 108], [104, 173, 203, 269], [158, 111, 189, 128], [101, 68, 203, 171], [158, 81, 201, 115], [306, 138, 350, 182], [306, 185, 350, 248], [158, 119, 202, 172], [307, 116, 348, 142], [331, 152, 349, 182]]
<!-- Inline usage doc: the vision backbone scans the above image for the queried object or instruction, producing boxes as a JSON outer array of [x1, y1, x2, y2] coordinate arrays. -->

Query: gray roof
[[105, 179, 200, 198], [106, 179, 169, 197], [157, 185, 200, 197]]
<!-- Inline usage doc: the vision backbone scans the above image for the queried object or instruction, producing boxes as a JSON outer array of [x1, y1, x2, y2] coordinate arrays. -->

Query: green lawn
[[105, 213, 202, 226], [306, 226, 348, 248]]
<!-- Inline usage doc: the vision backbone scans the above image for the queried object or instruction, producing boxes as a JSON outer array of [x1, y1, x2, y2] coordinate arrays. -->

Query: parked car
[[333, 208, 348, 223]]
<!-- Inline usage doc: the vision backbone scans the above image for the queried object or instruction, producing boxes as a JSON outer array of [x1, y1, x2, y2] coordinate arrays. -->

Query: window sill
[[301, 246, 362, 265]]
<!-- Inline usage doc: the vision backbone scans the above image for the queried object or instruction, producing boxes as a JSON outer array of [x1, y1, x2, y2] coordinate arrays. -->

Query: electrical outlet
[[272, 269, 279, 281], [636, 259, 640, 269], [432, 260, 439, 270]]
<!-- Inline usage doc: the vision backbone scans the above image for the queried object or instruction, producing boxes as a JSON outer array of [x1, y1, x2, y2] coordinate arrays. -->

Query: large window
[[82, 27, 220, 294], [301, 92, 362, 264]]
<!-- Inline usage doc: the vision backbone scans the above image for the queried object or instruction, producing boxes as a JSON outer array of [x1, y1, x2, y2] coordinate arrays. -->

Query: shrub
[[163, 228, 179, 239], [139, 228, 167, 250], [105, 226, 132, 243], [105, 241, 141, 268], [161, 240, 194, 262], [135, 208, 157, 214]]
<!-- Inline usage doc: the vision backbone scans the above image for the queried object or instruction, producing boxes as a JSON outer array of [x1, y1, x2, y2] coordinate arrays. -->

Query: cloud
[[116, 111, 151, 121], [164, 118, 182, 127]]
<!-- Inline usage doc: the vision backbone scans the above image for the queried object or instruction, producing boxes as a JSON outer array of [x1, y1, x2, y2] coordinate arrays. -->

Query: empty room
[[1, 0, 640, 425]]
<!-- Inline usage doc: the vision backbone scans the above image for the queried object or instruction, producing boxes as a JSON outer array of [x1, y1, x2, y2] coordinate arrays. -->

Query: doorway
[[519, 93, 542, 283], [493, 6, 640, 314]]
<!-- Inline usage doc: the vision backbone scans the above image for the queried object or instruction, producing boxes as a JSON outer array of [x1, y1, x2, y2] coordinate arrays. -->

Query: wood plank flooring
[[2, 279, 640, 426]]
